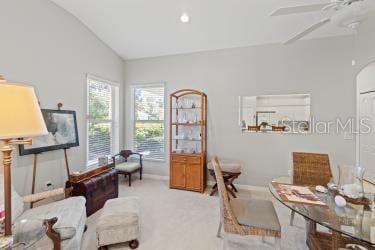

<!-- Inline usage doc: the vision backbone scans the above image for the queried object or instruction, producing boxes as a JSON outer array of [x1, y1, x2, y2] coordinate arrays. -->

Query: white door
[[359, 92, 375, 183]]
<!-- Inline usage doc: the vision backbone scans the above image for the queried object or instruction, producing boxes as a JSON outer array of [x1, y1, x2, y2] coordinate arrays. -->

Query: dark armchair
[[112, 150, 143, 187]]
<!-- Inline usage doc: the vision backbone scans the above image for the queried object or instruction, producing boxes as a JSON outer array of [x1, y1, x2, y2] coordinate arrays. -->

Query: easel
[[30, 103, 71, 208]]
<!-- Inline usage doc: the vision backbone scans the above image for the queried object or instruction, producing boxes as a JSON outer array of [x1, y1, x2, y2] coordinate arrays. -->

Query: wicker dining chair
[[290, 152, 333, 226], [212, 157, 281, 249]]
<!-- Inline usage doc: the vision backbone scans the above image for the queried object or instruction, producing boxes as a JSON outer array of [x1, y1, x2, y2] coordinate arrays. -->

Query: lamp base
[[1, 139, 32, 236]]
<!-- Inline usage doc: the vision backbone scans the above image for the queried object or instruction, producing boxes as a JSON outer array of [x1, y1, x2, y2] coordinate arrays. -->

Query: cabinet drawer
[[187, 156, 201, 164], [171, 155, 201, 164], [171, 155, 188, 162]]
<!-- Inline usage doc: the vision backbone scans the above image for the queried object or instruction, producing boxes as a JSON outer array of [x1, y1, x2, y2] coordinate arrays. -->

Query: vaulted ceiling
[[51, 0, 372, 59]]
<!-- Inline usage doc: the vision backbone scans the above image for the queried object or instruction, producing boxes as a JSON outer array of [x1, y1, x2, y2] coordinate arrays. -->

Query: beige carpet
[[81, 178, 308, 250]]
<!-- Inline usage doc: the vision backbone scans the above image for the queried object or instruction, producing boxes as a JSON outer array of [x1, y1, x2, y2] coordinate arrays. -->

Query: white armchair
[[0, 178, 86, 250]]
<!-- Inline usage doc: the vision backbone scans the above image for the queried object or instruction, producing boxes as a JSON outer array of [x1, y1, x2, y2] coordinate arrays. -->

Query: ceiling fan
[[271, 0, 369, 44]]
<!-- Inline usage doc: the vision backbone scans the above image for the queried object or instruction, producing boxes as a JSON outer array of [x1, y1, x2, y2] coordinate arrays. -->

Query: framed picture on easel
[[19, 109, 79, 155]]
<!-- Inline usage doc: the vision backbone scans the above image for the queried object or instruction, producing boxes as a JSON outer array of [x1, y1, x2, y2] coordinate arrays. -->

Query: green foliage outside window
[[88, 82, 112, 161]]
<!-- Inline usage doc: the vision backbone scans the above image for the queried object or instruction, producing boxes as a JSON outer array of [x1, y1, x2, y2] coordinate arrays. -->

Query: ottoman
[[96, 197, 140, 249]]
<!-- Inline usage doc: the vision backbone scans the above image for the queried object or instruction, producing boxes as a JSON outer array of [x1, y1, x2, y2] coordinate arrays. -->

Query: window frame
[[86, 74, 120, 167], [130, 82, 166, 162]]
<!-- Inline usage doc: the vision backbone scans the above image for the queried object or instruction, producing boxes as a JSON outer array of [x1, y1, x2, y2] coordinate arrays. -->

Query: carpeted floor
[[81, 178, 308, 250]]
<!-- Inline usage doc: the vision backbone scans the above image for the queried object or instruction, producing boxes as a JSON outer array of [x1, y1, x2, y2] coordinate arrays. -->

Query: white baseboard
[[142, 174, 169, 181], [234, 184, 268, 192], [207, 180, 267, 192], [142, 175, 267, 192]]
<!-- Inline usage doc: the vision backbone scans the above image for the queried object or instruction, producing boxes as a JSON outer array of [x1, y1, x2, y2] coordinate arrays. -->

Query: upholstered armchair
[[112, 150, 143, 187], [0, 177, 86, 250]]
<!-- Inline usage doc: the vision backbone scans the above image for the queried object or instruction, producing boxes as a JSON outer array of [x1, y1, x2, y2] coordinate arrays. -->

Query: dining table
[[269, 176, 375, 250]]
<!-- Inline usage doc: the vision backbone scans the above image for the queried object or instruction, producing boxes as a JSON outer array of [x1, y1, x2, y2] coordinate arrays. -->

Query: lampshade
[[0, 83, 48, 139]]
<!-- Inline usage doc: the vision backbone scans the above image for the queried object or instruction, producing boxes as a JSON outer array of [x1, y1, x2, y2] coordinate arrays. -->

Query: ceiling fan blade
[[284, 18, 331, 45], [271, 3, 331, 16]]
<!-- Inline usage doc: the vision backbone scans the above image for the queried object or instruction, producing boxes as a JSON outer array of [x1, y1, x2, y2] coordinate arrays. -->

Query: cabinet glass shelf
[[172, 138, 201, 141], [171, 152, 202, 155], [172, 107, 202, 110], [172, 122, 205, 126]]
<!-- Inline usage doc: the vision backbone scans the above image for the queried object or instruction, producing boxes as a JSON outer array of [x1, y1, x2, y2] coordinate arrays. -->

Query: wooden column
[[1, 138, 31, 236], [1, 143, 13, 236]]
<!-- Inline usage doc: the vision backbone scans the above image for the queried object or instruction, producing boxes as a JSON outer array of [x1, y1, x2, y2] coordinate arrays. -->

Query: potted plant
[[259, 122, 270, 131]]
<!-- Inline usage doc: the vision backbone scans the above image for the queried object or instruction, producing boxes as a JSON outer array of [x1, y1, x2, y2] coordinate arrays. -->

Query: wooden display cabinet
[[170, 89, 207, 193]]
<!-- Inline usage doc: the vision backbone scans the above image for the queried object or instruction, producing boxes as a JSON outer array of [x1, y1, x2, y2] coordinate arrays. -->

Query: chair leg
[[227, 187, 237, 198], [129, 173, 132, 187], [210, 184, 218, 196], [230, 183, 238, 193], [216, 221, 222, 238], [140, 167, 142, 180], [290, 210, 295, 226]]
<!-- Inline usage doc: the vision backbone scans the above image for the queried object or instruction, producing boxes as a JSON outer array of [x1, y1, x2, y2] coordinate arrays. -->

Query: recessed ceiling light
[[180, 13, 190, 23]]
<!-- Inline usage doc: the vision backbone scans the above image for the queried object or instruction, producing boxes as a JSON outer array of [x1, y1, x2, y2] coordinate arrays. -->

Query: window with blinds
[[87, 75, 119, 166], [132, 84, 165, 161]]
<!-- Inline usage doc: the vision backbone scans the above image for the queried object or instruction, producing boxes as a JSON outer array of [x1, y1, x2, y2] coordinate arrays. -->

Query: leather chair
[[112, 150, 143, 187]]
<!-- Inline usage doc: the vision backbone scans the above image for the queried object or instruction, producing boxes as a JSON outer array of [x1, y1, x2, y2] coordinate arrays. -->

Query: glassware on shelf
[[194, 111, 199, 124], [176, 100, 183, 109], [174, 97, 201, 110], [193, 143, 200, 154]]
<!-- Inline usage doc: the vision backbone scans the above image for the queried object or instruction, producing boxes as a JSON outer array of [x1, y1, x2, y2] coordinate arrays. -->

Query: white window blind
[[132, 84, 165, 161], [87, 76, 119, 166]]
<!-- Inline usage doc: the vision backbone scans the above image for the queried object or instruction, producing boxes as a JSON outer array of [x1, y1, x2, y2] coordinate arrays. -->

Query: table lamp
[[0, 76, 47, 236]]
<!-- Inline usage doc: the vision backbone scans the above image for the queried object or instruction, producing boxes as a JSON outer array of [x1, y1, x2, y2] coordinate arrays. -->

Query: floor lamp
[[0, 77, 47, 236]]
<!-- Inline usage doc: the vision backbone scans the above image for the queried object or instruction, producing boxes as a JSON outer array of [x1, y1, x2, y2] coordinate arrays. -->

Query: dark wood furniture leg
[[210, 183, 218, 196], [129, 173, 132, 187], [230, 183, 238, 192], [209, 169, 239, 198], [129, 239, 139, 249], [227, 187, 237, 198], [44, 217, 61, 250]]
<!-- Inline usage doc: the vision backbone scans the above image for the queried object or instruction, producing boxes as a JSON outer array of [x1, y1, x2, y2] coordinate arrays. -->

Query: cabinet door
[[186, 163, 201, 191], [171, 162, 186, 188]]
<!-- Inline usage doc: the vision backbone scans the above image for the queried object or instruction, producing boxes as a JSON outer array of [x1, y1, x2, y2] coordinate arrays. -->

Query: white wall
[[0, 0, 124, 195], [355, 13, 375, 167], [124, 36, 362, 187]]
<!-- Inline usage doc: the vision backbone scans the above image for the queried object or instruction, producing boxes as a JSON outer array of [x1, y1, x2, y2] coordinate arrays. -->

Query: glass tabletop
[[269, 176, 375, 246], [12, 219, 47, 249]]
